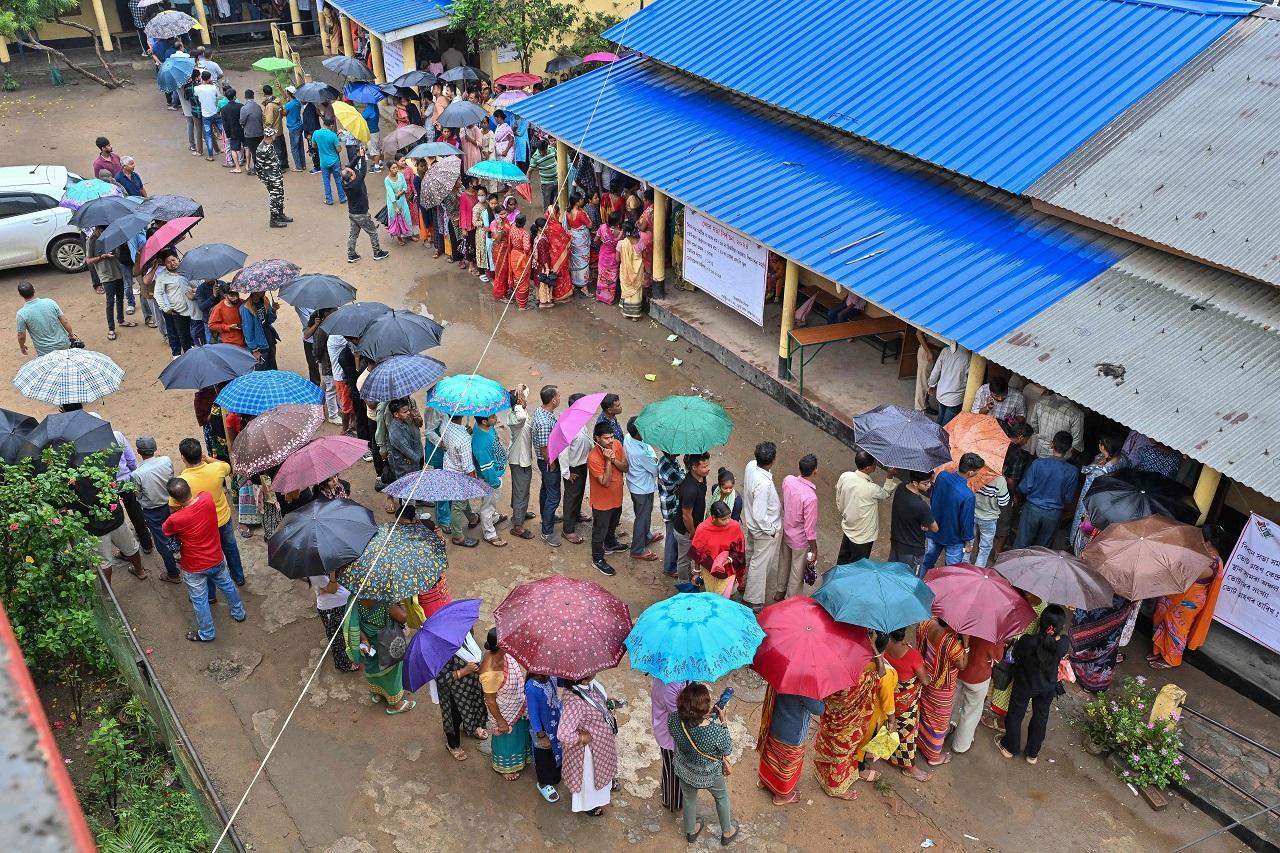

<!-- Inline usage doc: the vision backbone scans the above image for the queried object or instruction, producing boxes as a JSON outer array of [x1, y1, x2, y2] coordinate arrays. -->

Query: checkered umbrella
[[14, 349, 123, 406], [360, 355, 447, 403], [230, 404, 324, 477], [215, 370, 323, 416], [231, 259, 302, 293]]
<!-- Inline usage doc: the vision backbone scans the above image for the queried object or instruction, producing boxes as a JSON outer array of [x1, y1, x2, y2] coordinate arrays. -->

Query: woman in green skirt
[[480, 628, 532, 780], [345, 599, 416, 715]]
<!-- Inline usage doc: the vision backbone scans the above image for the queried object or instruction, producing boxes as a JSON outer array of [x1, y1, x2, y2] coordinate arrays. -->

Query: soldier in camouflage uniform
[[256, 128, 293, 228]]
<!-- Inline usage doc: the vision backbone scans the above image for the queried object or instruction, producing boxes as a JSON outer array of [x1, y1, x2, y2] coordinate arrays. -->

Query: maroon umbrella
[[230, 403, 324, 477], [270, 435, 368, 493], [924, 562, 1036, 643], [494, 576, 632, 680]]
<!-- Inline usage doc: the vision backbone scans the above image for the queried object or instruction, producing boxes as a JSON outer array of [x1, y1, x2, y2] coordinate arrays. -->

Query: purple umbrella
[[404, 598, 483, 690], [384, 469, 492, 503]]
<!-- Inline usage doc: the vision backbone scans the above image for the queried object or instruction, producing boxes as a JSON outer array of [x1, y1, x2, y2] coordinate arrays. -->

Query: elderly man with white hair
[[114, 155, 148, 198]]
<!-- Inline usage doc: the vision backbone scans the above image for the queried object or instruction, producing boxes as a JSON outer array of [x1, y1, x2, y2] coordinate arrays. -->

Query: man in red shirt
[[162, 478, 246, 641], [587, 420, 628, 577], [950, 635, 998, 753]]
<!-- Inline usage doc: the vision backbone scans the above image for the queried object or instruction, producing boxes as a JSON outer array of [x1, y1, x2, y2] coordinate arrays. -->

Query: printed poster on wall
[[682, 210, 768, 326], [1216, 513, 1280, 654], [496, 44, 520, 64]]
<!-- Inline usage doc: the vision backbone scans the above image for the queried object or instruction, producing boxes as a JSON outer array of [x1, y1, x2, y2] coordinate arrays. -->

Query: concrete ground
[[0, 75, 1254, 853]]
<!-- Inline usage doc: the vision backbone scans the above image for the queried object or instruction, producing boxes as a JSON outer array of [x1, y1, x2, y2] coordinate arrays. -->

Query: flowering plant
[[1082, 676, 1190, 789]]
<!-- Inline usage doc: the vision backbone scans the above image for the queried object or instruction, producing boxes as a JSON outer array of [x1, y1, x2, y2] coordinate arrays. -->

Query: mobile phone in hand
[[715, 687, 734, 710]]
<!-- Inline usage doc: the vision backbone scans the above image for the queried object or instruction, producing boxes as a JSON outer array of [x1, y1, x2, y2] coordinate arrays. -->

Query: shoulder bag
[[680, 719, 732, 777]]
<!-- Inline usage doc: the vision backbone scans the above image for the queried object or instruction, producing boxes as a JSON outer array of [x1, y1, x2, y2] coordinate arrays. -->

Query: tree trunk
[[17, 37, 118, 89], [53, 16, 126, 87]]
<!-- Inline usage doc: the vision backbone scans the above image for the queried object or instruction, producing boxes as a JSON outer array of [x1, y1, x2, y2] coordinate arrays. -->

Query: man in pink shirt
[[776, 453, 819, 601], [93, 136, 122, 181]]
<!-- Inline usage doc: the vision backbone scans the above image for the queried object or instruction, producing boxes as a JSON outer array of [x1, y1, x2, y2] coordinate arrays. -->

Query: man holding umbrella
[[834, 450, 899, 564]]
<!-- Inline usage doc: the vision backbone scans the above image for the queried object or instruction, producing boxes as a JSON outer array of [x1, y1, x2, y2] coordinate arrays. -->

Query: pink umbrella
[[270, 435, 369, 494], [492, 90, 528, 109], [583, 52, 620, 63], [546, 391, 607, 462], [924, 562, 1036, 643], [137, 215, 201, 268]]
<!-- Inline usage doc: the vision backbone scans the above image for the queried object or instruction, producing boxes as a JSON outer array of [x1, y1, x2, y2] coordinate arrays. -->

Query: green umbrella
[[252, 56, 296, 72], [634, 395, 733, 454]]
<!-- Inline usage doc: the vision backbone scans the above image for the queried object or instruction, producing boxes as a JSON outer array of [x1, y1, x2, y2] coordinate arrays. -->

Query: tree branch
[[53, 15, 125, 85], [16, 36, 117, 88]]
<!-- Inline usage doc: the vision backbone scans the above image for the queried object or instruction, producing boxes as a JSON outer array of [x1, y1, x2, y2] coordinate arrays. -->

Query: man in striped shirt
[[972, 471, 1011, 567]]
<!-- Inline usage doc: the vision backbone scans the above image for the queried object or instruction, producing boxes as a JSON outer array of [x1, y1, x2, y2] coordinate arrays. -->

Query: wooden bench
[[211, 19, 276, 48], [798, 284, 901, 362], [786, 315, 913, 397]]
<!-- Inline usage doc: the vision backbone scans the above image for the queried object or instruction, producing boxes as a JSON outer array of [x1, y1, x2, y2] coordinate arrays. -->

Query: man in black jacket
[[220, 88, 245, 173], [341, 148, 388, 263]]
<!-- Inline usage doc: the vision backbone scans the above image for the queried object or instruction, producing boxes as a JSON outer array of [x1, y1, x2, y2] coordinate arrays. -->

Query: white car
[[0, 165, 87, 274]]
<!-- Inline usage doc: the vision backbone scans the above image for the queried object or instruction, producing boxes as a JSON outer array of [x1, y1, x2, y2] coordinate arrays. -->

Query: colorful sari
[[345, 600, 406, 705], [540, 210, 573, 302], [990, 602, 1047, 716], [474, 204, 494, 270], [638, 203, 654, 286], [595, 223, 619, 304], [813, 663, 884, 796], [567, 208, 592, 290], [917, 620, 965, 764], [884, 647, 924, 768], [385, 174, 413, 238], [504, 226, 534, 309], [1152, 560, 1223, 666], [481, 653, 532, 775], [619, 232, 648, 319], [489, 217, 510, 299], [1070, 595, 1138, 692], [756, 688, 806, 797]]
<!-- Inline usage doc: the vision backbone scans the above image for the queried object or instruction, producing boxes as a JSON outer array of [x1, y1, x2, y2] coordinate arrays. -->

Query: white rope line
[[212, 22, 633, 850]]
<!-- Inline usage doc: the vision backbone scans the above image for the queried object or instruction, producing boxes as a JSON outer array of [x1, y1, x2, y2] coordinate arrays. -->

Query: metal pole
[[1169, 800, 1280, 852], [1181, 706, 1280, 760]]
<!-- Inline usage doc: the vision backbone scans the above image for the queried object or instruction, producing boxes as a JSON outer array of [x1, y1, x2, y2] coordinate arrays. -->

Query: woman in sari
[[1069, 594, 1138, 692], [489, 212, 511, 301], [435, 633, 491, 760], [558, 677, 619, 816], [566, 193, 593, 294], [501, 213, 533, 310], [638, 189, 655, 288], [1070, 434, 1127, 554], [812, 655, 893, 800], [595, 211, 621, 305], [916, 617, 968, 767], [384, 162, 413, 245], [195, 384, 231, 462], [687, 500, 746, 597], [473, 193, 497, 281], [413, 158, 433, 246], [884, 627, 933, 781], [344, 598, 415, 715], [460, 122, 484, 174], [535, 205, 573, 304], [618, 221, 650, 320], [479, 628, 532, 780], [1149, 525, 1224, 669], [757, 687, 824, 805]]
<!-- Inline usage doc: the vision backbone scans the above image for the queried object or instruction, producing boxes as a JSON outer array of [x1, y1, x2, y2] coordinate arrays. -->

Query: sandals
[[927, 752, 953, 766], [161, 575, 182, 584], [129, 565, 148, 579], [721, 824, 741, 847], [119, 321, 137, 328], [451, 536, 479, 548], [563, 533, 584, 545], [537, 784, 559, 803], [511, 527, 534, 540], [126, 306, 136, 315], [107, 330, 117, 341], [486, 538, 508, 547], [587, 807, 605, 817], [995, 735, 1014, 759], [686, 820, 705, 843], [186, 631, 213, 642], [450, 748, 468, 761], [385, 699, 417, 716]]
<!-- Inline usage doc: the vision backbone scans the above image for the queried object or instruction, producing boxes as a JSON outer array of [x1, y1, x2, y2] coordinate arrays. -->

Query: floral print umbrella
[[420, 156, 462, 208], [384, 470, 491, 503], [231, 259, 302, 293], [230, 403, 323, 477], [60, 179, 121, 210], [338, 522, 449, 601], [625, 593, 763, 683], [495, 576, 633, 680]]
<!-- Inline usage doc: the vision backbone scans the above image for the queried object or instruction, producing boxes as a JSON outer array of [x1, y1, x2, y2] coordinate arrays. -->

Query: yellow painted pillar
[[88, 0, 114, 51], [1193, 464, 1222, 524], [369, 33, 386, 83], [288, 0, 302, 36], [317, 15, 329, 53], [778, 260, 800, 378], [291, 50, 304, 86], [555, 140, 569, 214], [652, 190, 668, 281], [0, 39, 10, 64], [271, 23, 282, 57], [191, 0, 211, 45], [401, 37, 416, 77], [339, 15, 354, 58], [962, 352, 987, 411]]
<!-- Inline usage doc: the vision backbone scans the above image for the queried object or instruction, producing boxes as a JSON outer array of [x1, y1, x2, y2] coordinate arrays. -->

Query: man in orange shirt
[[206, 288, 246, 347], [587, 420, 629, 577]]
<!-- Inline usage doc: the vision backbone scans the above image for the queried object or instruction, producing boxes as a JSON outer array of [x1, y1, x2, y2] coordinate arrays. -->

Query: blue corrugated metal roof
[[603, 0, 1257, 193], [325, 0, 448, 37], [514, 57, 1124, 350]]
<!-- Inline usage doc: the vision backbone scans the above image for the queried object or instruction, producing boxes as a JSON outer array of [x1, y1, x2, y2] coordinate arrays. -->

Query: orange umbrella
[[934, 411, 1010, 489], [1081, 516, 1213, 600]]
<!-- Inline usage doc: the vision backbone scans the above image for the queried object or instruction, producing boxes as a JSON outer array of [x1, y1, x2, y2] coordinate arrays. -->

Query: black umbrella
[[267, 497, 378, 579], [138, 193, 203, 221], [352, 310, 445, 361], [393, 70, 436, 88], [0, 408, 38, 463], [95, 212, 152, 253], [438, 100, 489, 129], [319, 301, 392, 337], [279, 273, 358, 310], [545, 55, 582, 74], [1083, 468, 1201, 530], [321, 55, 373, 81], [852, 404, 952, 472], [70, 196, 137, 229], [26, 411, 121, 467], [440, 65, 489, 83], [178, 243, 247, 281], [158, 343, 258, 390], [296, 81, 343, 104]]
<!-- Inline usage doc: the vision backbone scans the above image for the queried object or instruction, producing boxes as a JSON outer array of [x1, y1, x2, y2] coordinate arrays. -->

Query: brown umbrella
[[230, 403, 325, 477], [934, 412, 1010, 489], [992, 546, 1115, 610], [1081, 516, 1213, 600]]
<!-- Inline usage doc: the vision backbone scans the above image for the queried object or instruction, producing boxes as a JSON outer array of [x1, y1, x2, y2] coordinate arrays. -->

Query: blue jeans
[[219, 521, 245, 584], [663, 518, 678, 575], [140, 505, 181, 579], [921, 538, 966, 575], [121, 267, 137, 309], [537, 458, 561, 537], [288, 127, 306, 170], [937, 403, 961, 426], [183, 560, 245, 640], [201, 114, 225, 158], [974, 517, 998, 567], [320, 163, 347, 203], [190, 318, 207, 346], [1016, 503, 1060, 549]]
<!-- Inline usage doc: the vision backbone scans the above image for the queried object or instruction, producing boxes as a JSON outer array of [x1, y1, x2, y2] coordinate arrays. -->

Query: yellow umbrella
[[332, 101, 369, 143]]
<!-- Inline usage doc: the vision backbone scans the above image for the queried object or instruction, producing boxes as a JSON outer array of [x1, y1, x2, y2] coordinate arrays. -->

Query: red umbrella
[[752, 596, 873, 700], [137, 215, 201, 268], [495, 71, 540, 87], [230, 403, 324, 477], [495, 576, 632, 680], [270, 435, 368, 494], [925, 563, 1036, 643]]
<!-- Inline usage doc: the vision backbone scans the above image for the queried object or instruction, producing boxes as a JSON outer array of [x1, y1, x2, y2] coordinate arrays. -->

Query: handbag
[[374, 622, 407, 663], [863, 726, 901, 761], [681, 719, 732, 776], [538, 271, 559, 286], [991, 658, 1014, 692]]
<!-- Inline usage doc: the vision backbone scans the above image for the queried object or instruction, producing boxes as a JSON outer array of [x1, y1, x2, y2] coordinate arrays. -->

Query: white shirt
[[193, 82, 219, 117], [308, 575, 350, 611], [927, 344, 971, 407], [154, 268, 193, 316], [502, 404, 534, 468], [740, 459, 782, 537], [326, 334, 349, 382], [559, 425, 592, 478], [196, 58, 223, 81], [441, 46, 465, 69]]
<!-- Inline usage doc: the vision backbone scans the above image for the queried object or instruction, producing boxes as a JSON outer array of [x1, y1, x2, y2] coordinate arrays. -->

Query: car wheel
[[48, 234, 87, 273]]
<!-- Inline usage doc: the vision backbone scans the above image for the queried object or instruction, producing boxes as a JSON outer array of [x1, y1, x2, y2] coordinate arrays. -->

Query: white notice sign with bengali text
[[1216, 513, 1280, 654], [682, 210, 768, 326]]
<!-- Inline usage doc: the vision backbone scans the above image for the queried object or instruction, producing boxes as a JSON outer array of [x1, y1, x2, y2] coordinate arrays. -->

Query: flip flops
[[538, 785, 559, 803]]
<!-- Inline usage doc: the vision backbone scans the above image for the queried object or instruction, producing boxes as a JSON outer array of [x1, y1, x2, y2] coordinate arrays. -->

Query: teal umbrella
[[426, 374, 510, 417], [814, 559, 935, 633], [634, 395, 733, 454], [625, 593, 764, 682], [467, 159, 528, 183]]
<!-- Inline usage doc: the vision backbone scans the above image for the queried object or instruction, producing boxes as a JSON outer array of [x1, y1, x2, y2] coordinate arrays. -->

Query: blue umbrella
[[625, 593, 764, 683], [60, 179, 120, 210], [157, 54, 195, 92], [467, 160, 528, 183], [158, 343, 258, 390], [407, 141, 463, 158], [814, 559, 935, 633], [384, 470, 492, 503], [360, 355, 447, 403], [426, 374, 510, 417], [215, 370, 323, 416], [405, 599, 483, 690], [343, 81, 386, 103], [95, 212, 152, 253]]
